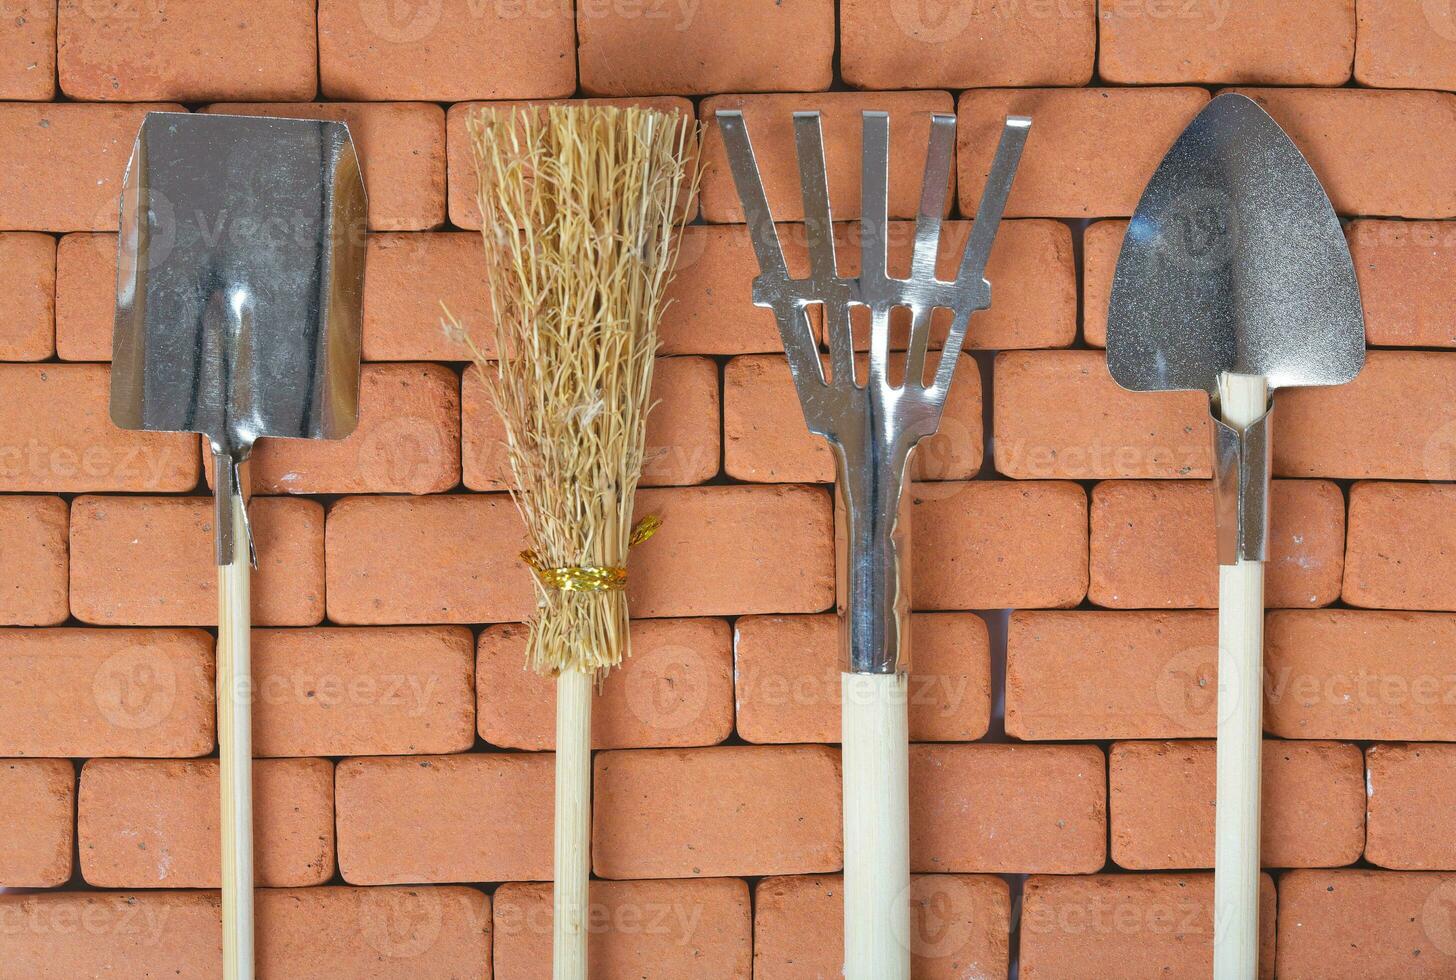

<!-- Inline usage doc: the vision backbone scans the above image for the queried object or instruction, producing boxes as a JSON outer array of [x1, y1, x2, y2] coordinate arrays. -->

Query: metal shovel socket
[[110, 111, 367, 565], [1106, 92, 1364, 563], [716, 109, 1029, 674]]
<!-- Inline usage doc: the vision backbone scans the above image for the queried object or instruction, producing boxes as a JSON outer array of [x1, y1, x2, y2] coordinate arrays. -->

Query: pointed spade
[[1107, 92, 1364, 979]]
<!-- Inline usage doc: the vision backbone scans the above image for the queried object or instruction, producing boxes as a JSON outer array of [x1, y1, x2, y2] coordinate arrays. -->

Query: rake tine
[[933, 115, 1031, 395], [715, 110, 790, 282], [910, 114, 957, 283], [793, 112, 853, 385], [859, 111, 893, 382]]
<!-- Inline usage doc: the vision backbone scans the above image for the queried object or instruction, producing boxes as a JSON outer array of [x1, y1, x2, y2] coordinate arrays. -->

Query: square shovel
[[109, 111, 367, 980], [1106, 92, 1364, 979]]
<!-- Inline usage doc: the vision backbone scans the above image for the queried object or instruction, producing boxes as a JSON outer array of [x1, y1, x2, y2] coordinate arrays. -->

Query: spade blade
[[110, 111, 366, 561], [1107, 92, 1364, 397]]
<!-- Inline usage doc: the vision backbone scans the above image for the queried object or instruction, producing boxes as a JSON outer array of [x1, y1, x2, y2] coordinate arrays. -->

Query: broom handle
[[842, 672, 910, 980], [1213, 373, 1267, 980], [555, 667, 593, 980], [218, 490, 254, 980]]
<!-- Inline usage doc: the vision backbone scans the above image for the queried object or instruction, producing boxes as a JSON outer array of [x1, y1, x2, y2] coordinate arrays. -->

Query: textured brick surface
[[0, 495, 68, 626], [0, 232, 54, 359], [1089, 479, 1345, 609], [1344, 482, 1456, 610], [0, 758, 74, 887], [494, 878, 752, 979], [1349, 219, 1456, 347], [0, 0, 56, 99], [78, 757, 333, 887], [476, 618, 734, 750], [753, 873, 1011, 979], [363, 232, 490, 361], [59, 0, 317, 101], [1109, 739, 1365, 870], [1355, 0, 1456, 90], [1366, 743, 1456, 870], [733, 612, 991, 743], [1021, 873, 1277, 980], [53, 232, 113, 360]]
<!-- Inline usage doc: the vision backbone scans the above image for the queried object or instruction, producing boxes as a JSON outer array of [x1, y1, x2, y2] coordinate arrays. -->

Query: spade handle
[[218, 490, 254, 980], [1213, 373, 1267, 980]]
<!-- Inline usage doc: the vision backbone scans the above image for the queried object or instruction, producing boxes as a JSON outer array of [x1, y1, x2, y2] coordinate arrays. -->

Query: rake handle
[[218, 491, 253, 980], [1213, 373, 1268, 980], [554, 667, 593, 980]]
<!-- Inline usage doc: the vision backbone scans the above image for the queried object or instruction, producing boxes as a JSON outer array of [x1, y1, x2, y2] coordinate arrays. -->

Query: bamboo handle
[[218, 493, 254, 980], [841, 672, 910, 980], [554, 667, 593, 980], [1213, 373, 1268, 980]]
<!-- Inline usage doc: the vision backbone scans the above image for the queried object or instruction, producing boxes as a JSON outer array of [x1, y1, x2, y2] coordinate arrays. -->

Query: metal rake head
[[715, 109, 1030, 467]]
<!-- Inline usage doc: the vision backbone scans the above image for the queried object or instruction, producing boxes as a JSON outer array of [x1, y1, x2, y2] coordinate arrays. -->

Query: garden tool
[[110, 111, 366, 980], [1106, 92, 1364, 979], [716, 107, 1029, 980]]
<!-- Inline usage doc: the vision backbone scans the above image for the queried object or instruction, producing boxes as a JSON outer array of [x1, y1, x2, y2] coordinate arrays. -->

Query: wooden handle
[[218, 493, 253, 980], [554, 667, 593, 980], [1213, 373, 1268, 980], [841, 672, 910, 980]]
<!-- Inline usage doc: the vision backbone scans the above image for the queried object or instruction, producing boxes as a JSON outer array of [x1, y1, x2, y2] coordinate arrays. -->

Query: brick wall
[[1, 1, 1455, 976]]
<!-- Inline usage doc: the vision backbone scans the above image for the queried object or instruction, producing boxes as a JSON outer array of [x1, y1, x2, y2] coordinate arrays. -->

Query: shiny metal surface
[[110, 112, 367, 564], [717, 109, 1029, 673], [1106, 93, 1364, 563]]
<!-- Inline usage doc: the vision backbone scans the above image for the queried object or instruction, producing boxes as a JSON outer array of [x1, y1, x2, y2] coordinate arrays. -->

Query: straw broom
[[448, 104, 695, 980]]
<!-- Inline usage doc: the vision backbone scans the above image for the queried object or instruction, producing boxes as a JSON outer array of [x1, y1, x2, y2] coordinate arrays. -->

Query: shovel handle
[[1213, 373, 1268, 980], [218, 490, 254, 980]]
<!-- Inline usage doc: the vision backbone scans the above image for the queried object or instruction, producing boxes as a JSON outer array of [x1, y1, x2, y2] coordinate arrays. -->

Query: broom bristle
[[450, 104, 696, 676]]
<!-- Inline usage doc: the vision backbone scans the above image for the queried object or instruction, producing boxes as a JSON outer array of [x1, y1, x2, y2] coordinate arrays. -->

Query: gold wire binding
[[521, 516, 662, 593]]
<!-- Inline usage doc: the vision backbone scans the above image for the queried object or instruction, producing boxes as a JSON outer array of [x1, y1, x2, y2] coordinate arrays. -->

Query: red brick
[[593, 745, 840, 879], [842, 0, 1094, 89], [205, 102, 446, 231], [753, 873, 1011, 979], [579, 0, 833, 96], [1266, 609, 1456, 741], [0, 102, 181, 231], [911, 743, 1105, 874], [54, 232, 113, 360], [1275, 870, 1456, 978], [326, 494, 532, 625], [0, 887, 492, 978], [1355, 0, 1456, 90], [337, 753, 553, 885], [1348, 219, 1456, 347], [1006, 610, 1218, 740], [629, 484, 835, 618], [78, 757, 333, 887], [0, 627, 213, 757], [0, 759, 73, 887], [494, 878, 751, 980], [446, 97, 695, 230], [1089, 479, 1345, 609], [1081, 219, 1124, 346], [0, 232, 54, 359], [733, 612, 991, 743], [659, 224, 802, 355], [995, 350, 1211, 479], [253, 626, 476, 758], [699, 91, 955, 224], [58, 0, 316, 101], [911, 480, 1088, 609], [1109, 739, 1364, 870], [723, 353, 982, 483], [960, 218, 1077, 349], [318, 0, 575, 102], [1227, 88, 1456, 219], [0, 1, 55, 99], [0, 496, 68, 627], [957, 88, 1208, 218], [363, 232, 490, 361], [1021, 873, 1276, 980], [1344, 482, 1456, 610], [214, 363, 461, 495], [1367, 743, 1456, 870], [463, 356, 720, 490], [70, 495, 325, 627], [0, 363, 198, 492], [1100, 0, 1354, 85], [476, 618, 733, 750], [1276, 351, 1456, 479]]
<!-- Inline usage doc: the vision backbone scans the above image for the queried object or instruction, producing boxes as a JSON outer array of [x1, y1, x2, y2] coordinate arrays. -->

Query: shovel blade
[[1107, 93, 1364, 396], [110, 112, 367, 459]]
